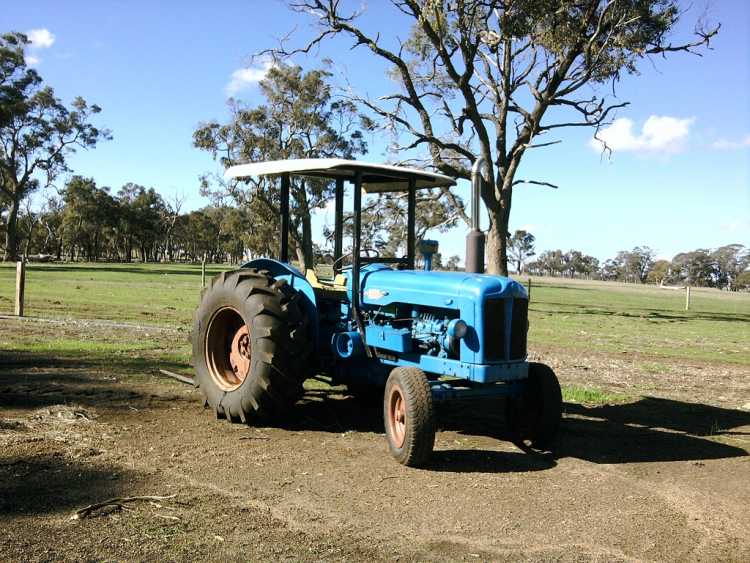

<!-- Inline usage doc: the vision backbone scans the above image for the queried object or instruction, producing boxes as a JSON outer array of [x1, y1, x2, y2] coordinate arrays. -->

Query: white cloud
[[225, 60, 274, 96], [711, 135, 750, 151], [26, 28, 55, 49], [23, 28, 55, 66], [590, 115, 694, 154]]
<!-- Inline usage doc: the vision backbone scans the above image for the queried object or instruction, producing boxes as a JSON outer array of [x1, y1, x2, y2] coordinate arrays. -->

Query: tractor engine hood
[[347, 264, 528, 309]]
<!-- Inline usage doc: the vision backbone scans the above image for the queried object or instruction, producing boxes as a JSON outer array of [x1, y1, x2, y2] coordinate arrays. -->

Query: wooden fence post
[[527, 277, 532, 301], [15, 260, 26, 317], [201, 255, 206, 288], [685, 286, 691, 311]]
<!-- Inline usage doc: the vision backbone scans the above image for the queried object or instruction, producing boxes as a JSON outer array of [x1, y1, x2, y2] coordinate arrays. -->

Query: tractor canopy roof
[[224, 158, 456, 193]]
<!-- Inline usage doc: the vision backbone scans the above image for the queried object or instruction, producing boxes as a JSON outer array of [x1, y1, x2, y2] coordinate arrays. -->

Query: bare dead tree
[[164, 191, 186, 261], [261, 0, 718, 274]]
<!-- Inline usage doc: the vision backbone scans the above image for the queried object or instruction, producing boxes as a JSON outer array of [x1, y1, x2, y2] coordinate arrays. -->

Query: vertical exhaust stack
[[465, 158, 486, 274]]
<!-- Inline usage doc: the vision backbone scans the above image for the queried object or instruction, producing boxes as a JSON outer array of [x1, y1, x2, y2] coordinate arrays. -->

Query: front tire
[[506, 362, 562, 451], [383, 367, 435, 467], [191, 269, 310, 423]]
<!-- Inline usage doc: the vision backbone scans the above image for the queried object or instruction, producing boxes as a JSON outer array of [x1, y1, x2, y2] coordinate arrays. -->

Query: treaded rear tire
[[191, 268, 310, 423], [383, 367, 435, 467]]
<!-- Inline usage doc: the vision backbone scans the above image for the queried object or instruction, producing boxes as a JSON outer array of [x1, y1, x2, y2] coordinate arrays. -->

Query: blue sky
[[5, 0, 749, 264]]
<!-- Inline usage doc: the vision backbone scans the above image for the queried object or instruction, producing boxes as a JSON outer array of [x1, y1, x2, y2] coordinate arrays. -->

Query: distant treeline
[[4, 176, 262, 264], [3, 175, 748, 290], [524, 245, 750, 291]]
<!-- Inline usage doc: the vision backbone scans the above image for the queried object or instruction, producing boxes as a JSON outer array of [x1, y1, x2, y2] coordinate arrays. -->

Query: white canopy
[[224, 158, 456, 193]]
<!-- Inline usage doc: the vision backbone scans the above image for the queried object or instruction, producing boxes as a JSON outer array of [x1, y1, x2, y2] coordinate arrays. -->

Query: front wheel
[[506, 362, 562, 451], [383, 367, 435, 467]]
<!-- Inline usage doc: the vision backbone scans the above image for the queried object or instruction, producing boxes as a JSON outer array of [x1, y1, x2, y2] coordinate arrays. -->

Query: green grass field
[[1, 262, 749, 367]]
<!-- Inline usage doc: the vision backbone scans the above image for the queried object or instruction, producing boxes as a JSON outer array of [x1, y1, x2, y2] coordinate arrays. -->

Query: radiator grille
[[510, 298, 529, 360], [483, 298, 506, 361], [483, 297, 528, 362]]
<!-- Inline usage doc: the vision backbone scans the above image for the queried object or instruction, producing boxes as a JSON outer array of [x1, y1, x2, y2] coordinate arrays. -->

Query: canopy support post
[[333, 177, 344, 274], [350, 171, 370, 354], [280, 173, 290, 262]]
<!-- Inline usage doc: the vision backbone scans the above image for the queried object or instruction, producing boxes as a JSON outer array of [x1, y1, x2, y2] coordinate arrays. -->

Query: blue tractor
[[191, 159, 561, 467]]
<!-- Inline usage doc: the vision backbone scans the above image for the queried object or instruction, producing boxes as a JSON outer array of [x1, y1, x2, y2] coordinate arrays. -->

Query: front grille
[[510, 298, 528, 360], [483, 298, 506, 361]]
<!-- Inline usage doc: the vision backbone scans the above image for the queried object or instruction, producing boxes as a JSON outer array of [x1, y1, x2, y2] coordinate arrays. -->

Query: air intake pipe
[[465, 157, 487, 274]]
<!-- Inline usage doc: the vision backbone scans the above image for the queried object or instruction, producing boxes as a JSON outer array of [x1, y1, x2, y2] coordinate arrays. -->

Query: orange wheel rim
[[388, 384, 406, 448], [229, 324, 251, 383], [205, 307, 251, 391]]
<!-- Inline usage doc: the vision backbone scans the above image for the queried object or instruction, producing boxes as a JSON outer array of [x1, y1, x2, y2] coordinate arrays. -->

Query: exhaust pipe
[[465, 157, 486, 274]]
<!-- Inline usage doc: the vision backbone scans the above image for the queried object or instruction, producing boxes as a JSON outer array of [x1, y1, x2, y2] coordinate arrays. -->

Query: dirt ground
[[1, 318, 749, 562]]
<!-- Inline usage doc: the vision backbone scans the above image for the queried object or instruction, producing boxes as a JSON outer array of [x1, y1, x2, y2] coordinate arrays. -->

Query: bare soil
[[1, 318, 749, 562]]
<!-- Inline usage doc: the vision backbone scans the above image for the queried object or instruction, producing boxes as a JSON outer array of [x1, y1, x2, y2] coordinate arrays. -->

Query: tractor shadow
[[442, 396, 750, 465], [558, 398, 750, 464], [0, 453, 132, 517], [425, 448, 556, 473], [291, 386, 749, 471], [0, 350, 189, 412], [288, 387, 555, 473]]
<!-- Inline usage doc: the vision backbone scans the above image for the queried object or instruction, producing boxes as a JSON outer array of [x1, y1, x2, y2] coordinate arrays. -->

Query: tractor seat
[[306, 269, 348, 299]]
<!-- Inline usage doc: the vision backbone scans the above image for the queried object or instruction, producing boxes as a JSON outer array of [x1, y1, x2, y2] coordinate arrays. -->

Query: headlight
[[447, 319, 468, 339]]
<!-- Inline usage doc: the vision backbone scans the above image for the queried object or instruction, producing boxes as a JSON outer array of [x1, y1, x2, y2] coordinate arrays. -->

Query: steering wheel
[[331, 247, 381, 269]]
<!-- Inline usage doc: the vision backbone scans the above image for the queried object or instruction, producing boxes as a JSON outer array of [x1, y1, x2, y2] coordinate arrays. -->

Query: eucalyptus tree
[[117, 183, 167, 262], [267, 0, 718, 274], [507, 229, 535, 273], [614, 246, 655, 283], [194, 64, 367, 271], [0, 32, 110, 260], [671, 249, 715, 287], [61, 176, 118, 261], [646, 259, 671, 285], [711, 244, 748, 290]]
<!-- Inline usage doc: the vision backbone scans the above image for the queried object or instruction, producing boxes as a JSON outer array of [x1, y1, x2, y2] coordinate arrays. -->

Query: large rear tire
[[191, 269, 310, 423], [506, 362, 562, 451], [383, 367, 435, 467]]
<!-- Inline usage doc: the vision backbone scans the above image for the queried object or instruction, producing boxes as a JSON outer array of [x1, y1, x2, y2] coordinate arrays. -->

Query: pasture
[[2, 261, 748, 367], [1, 262, 749, 561]]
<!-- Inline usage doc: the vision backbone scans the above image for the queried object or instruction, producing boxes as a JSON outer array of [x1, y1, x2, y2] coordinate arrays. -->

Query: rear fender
[[241, 258, 318, 344]]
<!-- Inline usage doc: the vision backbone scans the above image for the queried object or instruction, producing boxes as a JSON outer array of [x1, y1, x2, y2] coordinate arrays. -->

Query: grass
[[0, 319, 192, 376], [525, 275, 750, 365], [2, 262, 749, 366], [0, 262, 225, 326], [561, 384, 631, 406]]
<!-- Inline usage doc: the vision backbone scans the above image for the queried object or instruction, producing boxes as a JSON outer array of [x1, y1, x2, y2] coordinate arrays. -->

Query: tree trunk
[[295, 245, 306, 271], [486, 197, 510, 276], [23, 220, 34, 258], [291, 182, 314, 272], [3, 196, 20, 261]]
